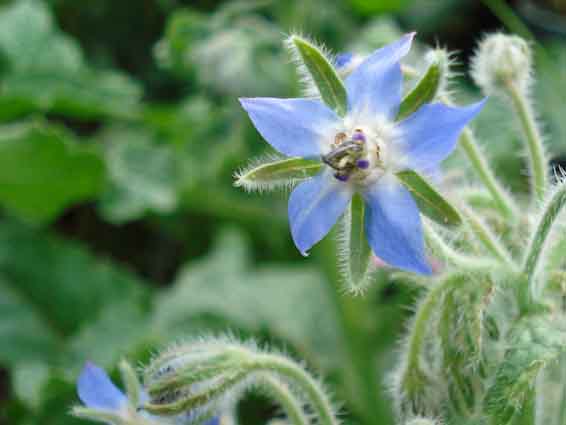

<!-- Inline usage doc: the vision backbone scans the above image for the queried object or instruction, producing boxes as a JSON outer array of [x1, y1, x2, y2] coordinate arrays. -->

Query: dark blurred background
[[1, 1, 565, 424]]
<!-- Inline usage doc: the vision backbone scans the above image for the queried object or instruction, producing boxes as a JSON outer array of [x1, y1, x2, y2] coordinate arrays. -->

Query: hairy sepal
[[287, 35, 348, 116], [234, 155, 322, 192], [337, 193, 374, 294], [397, 56, 443, 121], [396, 170, 462, 227]]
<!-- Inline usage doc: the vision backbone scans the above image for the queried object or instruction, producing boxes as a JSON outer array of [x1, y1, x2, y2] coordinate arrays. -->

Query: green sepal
[[119, 359, 142, 408], [289, 35, 348, 116], [396, 60, 442, 121], [396, 170, 462, 227], [235, 156, 322, 191], [72, 406, 128, 425], [341, 194, 373, 292]]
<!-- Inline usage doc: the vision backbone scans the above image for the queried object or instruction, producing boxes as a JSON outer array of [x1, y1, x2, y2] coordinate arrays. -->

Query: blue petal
[[363, 176, 431, 275], [345, 33, 414, 120], [335, 52, 353, 70], [203, 417, 221, 425], [289, 172, 353, 255], [395, 100, 487, 174], [239, 98, 339, 159], [77, 362, 127, 411]]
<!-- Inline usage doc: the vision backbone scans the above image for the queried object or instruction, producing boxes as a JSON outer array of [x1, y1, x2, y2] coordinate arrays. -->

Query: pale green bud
[[471, 33, 532, 95]]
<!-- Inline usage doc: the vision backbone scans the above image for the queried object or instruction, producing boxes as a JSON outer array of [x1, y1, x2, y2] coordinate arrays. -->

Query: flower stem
[[523, 181, 566, 298], [458, 127, 519, 220], [505, 80, 548, 202], [424, 222, 497, 270], [253, 354, 339, 425], [257, 375, 310, 425], [461, 205, 516, 269]]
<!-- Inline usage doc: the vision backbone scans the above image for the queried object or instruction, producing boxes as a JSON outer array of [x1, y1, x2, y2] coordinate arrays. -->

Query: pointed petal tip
[[77, 361, 126, 411]]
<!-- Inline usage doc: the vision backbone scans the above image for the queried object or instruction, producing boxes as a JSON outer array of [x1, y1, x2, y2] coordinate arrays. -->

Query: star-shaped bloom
[[240, 34, 485, 274], [77, 362, 221, 425]]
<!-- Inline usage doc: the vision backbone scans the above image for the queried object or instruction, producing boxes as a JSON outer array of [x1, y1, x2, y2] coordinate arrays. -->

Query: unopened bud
[[471, 33, 532, 95], [142, 339, 255, 416]]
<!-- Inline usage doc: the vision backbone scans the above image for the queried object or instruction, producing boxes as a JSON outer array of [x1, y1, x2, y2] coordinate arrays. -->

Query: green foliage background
[[0, 0, 565, 424]]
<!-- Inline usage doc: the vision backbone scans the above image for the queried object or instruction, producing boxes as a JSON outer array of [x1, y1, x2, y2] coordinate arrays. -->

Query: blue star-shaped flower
[[240, 33, 485, 274], [77, 362, 221, 425]]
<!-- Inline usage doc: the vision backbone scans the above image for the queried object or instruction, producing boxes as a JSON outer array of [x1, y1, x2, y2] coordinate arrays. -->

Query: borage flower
[[240, 33, 485, 274], [75, 362, 221, 425]]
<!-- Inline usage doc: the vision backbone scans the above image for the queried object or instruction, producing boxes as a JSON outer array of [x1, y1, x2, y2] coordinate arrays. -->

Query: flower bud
[[142, 339, 256, 416], [471, 33, 532, 95]]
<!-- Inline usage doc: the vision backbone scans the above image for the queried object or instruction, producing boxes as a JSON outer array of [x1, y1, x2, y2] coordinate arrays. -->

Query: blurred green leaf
[[156, 6, 293, 96], [0, 279, 60, 365], [0, 121, 105, 223], [98, 128, 179, 223], [0, 0, 141, 120], [13, 363, 51, 410], [152, 228, 344, 368], [66, 301, 149, 369], [0, 220, 148, 347], [349, 0, 413, 14]]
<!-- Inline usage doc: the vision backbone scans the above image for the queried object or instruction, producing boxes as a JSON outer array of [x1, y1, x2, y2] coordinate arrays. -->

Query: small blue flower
[[240, 33, 485, 274], [78, 362, 128, 413], [77, 362, 221, 425]]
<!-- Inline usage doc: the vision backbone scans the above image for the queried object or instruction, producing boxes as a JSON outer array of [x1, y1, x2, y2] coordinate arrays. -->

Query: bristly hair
[[284, 32, 340, 100], [233, 153, 307, 193]]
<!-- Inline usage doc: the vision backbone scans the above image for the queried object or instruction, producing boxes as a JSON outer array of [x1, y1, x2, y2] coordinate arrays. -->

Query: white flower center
[[323, 117, 398, 186]]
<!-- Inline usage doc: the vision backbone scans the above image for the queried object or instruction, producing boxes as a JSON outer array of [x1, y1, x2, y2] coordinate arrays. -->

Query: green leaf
[[0, 220, 149, 362], [0, 279, 60, 365], [152, 228, 345, 368], [98, 128, 179, 224], [235, 156, 322, 192], [0, 121, 105, 223], [339, 194, 373, 293], [484, 317, 566, 424], [0, 0, 141, 120], [396, 170, 462, 227], [157, 8, 292, 96], [289, 35, 348, 116], [397, 59, 442, 121]]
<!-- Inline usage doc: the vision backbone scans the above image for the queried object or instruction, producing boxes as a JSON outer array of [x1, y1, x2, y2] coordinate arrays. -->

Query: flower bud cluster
[[471, 33, 532, 95], [143, 338, 255, 416]]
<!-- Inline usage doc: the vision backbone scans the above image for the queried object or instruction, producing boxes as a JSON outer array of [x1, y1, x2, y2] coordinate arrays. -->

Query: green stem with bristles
[[458, 127, 519, 220], [253, 354, 339, 425], [257, 375, 310, 425], [505, 80, 548, 202], [523, 181, 566, 299]]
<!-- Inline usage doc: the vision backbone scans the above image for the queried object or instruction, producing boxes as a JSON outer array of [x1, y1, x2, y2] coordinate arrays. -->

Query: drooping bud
[[142, 339, 256, 416], [471, 33, 532, 96]]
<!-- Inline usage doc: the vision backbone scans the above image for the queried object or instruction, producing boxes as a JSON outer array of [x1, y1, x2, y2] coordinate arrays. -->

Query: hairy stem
[[257, 375, 310, 425], [254, 354, 339, 425], [461, 205, 516, 269], [523, 181, 566, 298], [424, 222, 497, 270], [458, 128, 519, 220], [505, 80, 548, 202]]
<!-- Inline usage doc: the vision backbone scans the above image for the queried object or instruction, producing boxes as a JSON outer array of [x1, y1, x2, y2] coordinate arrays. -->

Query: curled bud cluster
[[143, 339, 254, 416], [471, 33, 532, 95]]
